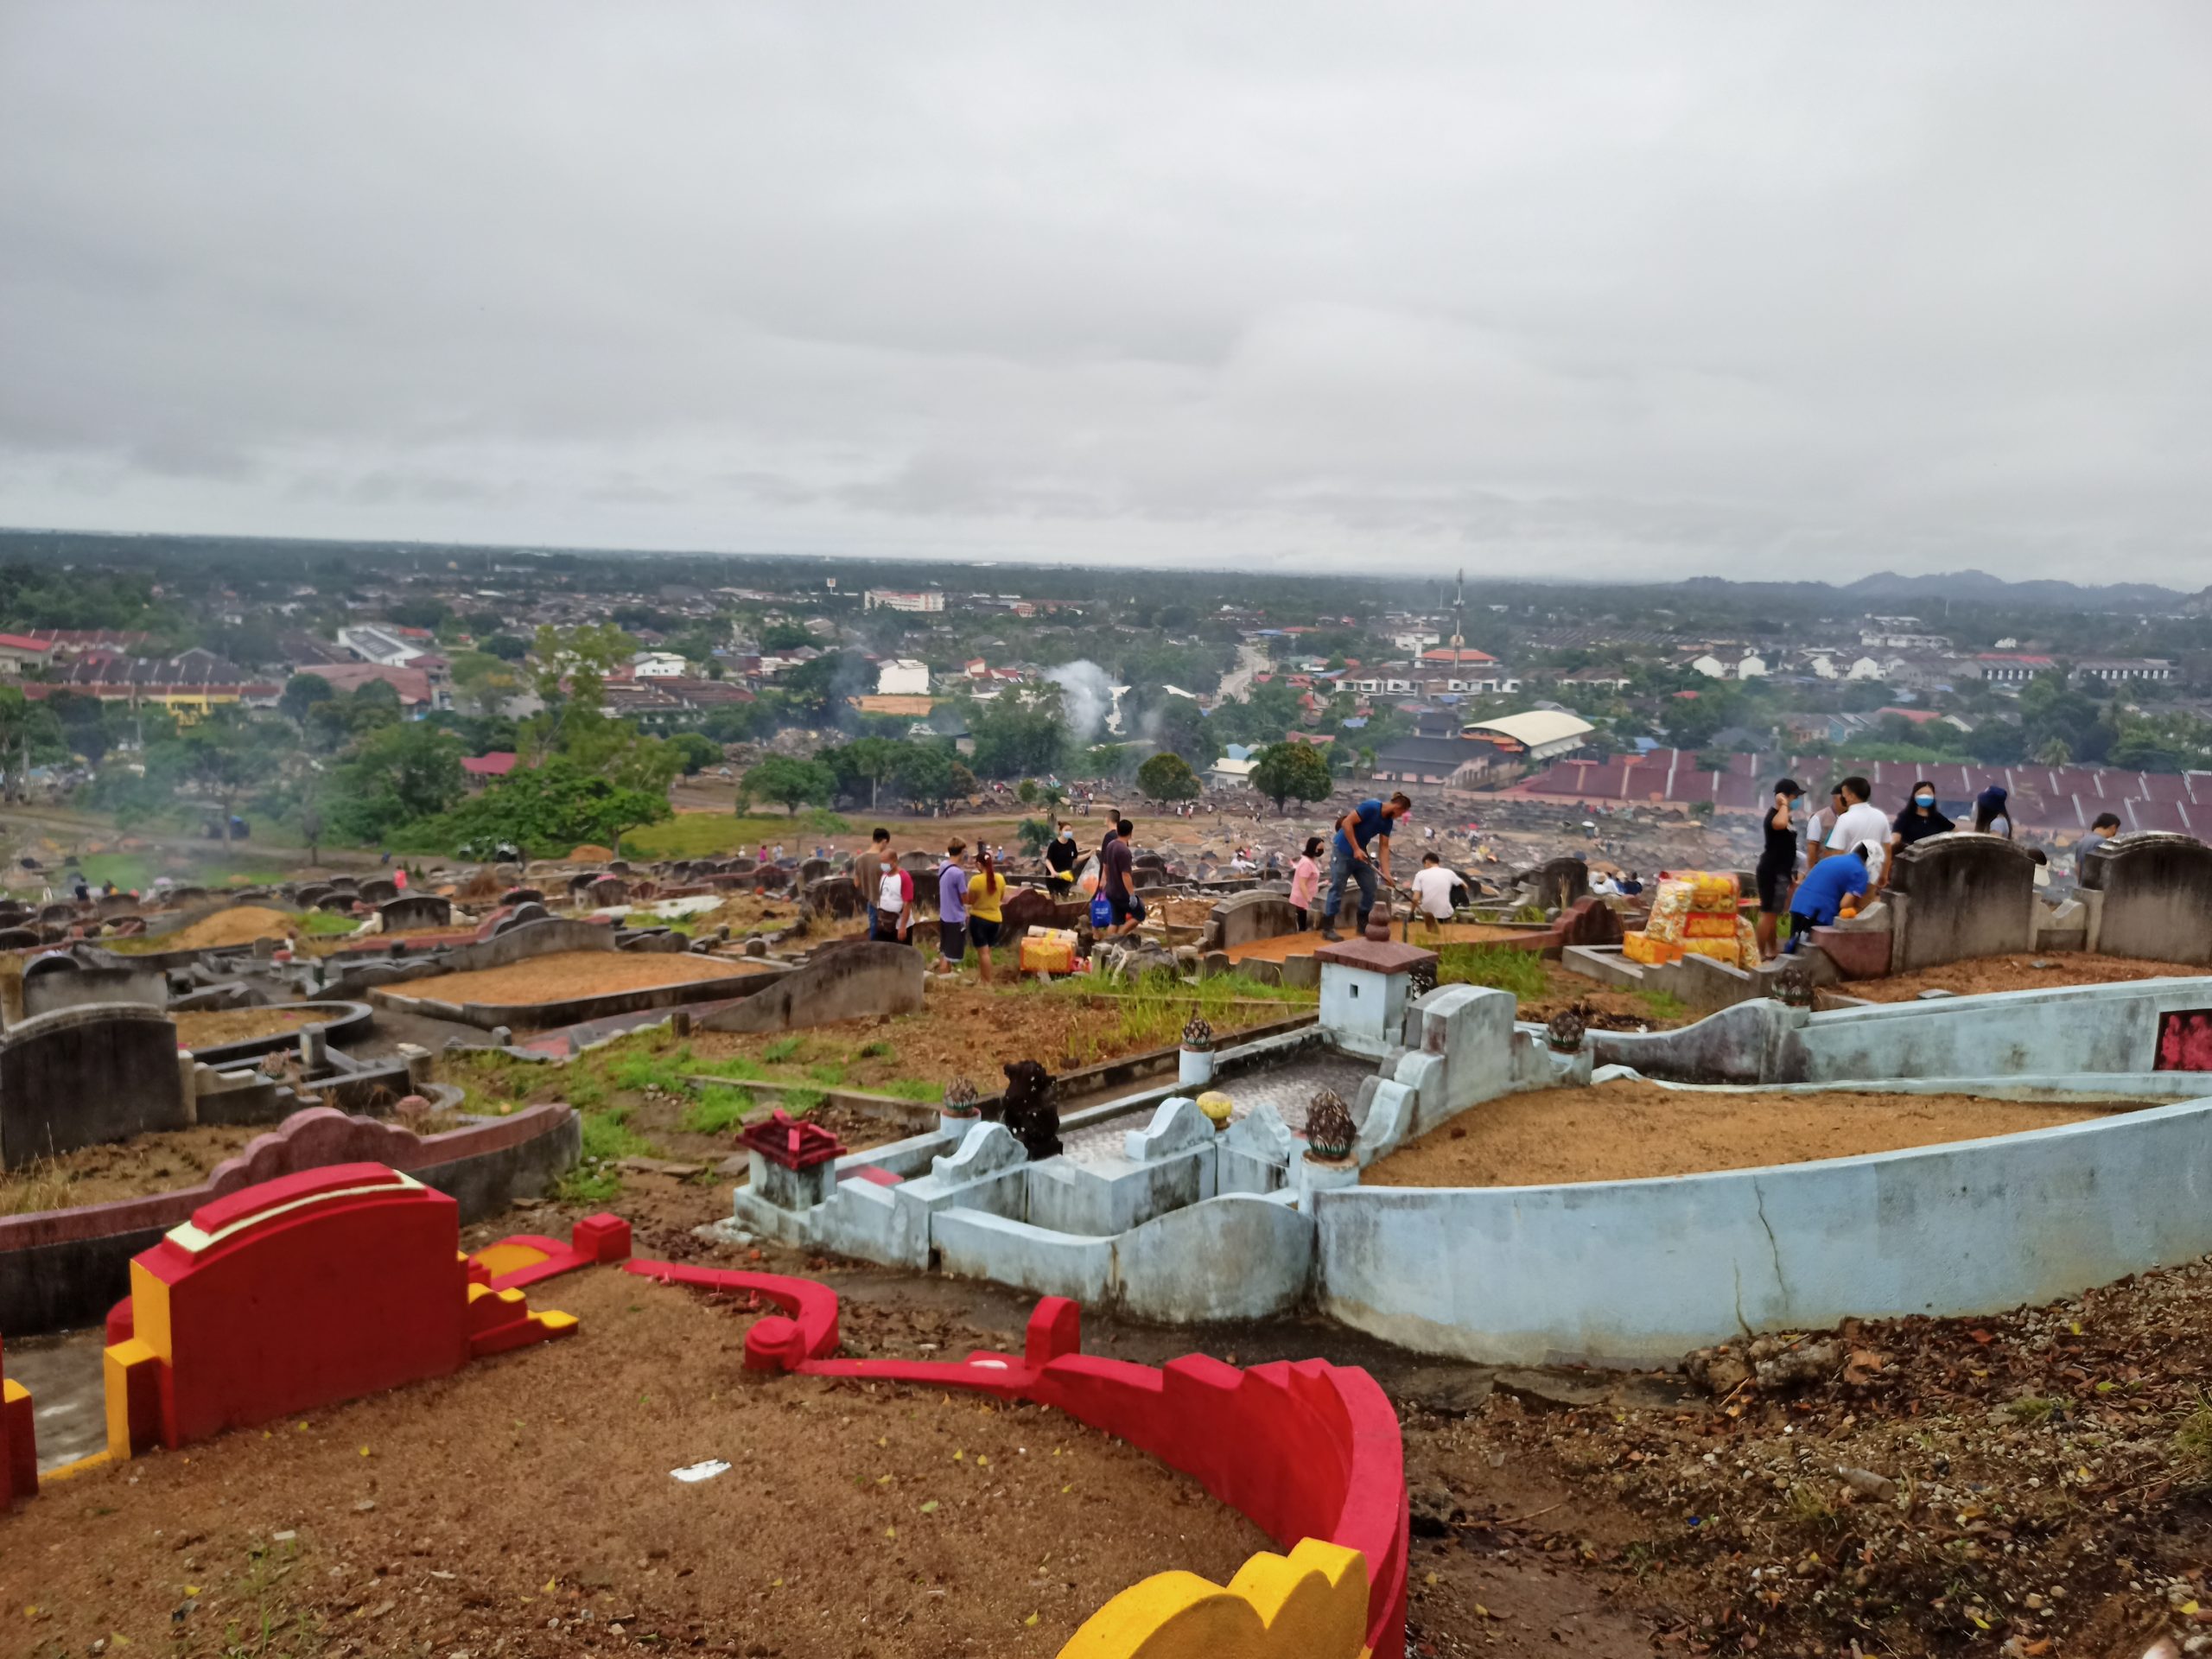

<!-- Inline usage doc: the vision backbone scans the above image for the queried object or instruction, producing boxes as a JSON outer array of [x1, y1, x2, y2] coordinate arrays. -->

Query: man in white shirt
[[1825, 776, 1890, 880], [1409, 852, 1459, 939], [1588, 870, 1621, 898]]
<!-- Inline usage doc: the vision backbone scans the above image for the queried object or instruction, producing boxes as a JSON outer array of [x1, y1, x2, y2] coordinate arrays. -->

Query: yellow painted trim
[[38, 1450, 114, 1484], [1058, 1538, 1369, 1659], [1, 1378, 25, 1404], [469, 1242, 550, 1280], [130, 1259, 173, 1363], [164, 1171, 424, 1255], [103, 1339, 159, 1462]]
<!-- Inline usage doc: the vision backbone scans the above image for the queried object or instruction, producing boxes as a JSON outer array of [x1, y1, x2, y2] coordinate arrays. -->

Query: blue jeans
[[1324, 846, 1377, 927]]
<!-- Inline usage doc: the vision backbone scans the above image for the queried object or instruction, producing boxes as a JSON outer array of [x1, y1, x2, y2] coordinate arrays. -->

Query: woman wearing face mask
[[1885, 779, 1955, 887]]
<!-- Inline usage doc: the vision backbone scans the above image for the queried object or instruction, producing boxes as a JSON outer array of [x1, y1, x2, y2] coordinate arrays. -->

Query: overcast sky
[[4, 4, 2210, 582]]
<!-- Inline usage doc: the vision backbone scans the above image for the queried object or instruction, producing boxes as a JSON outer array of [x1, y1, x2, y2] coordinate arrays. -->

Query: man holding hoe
[[1321, 791, 1413, 942]]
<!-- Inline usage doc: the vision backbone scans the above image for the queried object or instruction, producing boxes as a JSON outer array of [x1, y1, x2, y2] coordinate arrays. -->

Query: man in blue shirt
[[1321, 791, 1413, 941], [1783, 837, 1878, 952]]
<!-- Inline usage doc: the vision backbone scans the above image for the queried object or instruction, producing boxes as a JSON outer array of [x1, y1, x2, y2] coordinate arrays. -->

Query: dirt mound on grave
[[159, 906, 300, 949]]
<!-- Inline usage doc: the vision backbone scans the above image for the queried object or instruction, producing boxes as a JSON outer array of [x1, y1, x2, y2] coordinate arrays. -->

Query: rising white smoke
[[1044, 659, 1120, 741]]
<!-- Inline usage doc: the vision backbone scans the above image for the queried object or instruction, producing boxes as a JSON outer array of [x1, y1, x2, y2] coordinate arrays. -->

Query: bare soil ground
[[1225, 921, 1531, 963], [173, 1006, 323, 1048], [414, 951, 760, 1005], [1517, 962, 1695, 1031], [1844, 950, 2212, 1002], [0, 1121, 264, 1213], [150, 905, 301, 949], [687, 983, 1301, 1088], [1365, 1080, 2137, 1188], [0, 1270, 1267, 1659]]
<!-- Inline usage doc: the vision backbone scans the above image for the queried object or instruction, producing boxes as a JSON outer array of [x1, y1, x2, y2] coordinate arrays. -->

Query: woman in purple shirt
[[934, 840, 969, 976]]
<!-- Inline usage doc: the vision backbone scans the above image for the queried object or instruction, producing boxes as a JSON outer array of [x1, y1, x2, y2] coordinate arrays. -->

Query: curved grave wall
[[0, 1103, 579, 1335], [1314, 1094, 2212, 1367]]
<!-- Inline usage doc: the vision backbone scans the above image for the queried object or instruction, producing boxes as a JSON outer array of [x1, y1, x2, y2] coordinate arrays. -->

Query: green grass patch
[[1636, 988, 1689, 1023], [679, 1084, 754, 1135], [781, 1085, 827, 1114], [301, 910, 361, 936], [857, 1039, 895, 1060], [761, 1036, 804, 1064], [1435, 944, 1550, 1001], [805, 1060, 848, 1087], [567, 1074, 608, 1111], [579, 1105, 654, 1163], [603, 1041, 697, 1094], [555, 1166, 622, 1205], [702, 1054, 767, 1081], [884, 1077, 944, 1103]]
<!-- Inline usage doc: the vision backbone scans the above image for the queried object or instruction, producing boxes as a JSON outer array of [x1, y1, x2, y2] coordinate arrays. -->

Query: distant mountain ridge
[[1681, 569, 2192, 611]]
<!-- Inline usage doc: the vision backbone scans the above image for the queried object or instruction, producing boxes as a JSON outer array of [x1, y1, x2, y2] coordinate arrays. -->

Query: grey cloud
[[3, 2, 2210, 578]]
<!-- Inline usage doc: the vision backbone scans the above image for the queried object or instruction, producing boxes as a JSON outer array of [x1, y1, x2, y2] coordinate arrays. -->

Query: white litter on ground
[[670, 1459, 731, 1483]]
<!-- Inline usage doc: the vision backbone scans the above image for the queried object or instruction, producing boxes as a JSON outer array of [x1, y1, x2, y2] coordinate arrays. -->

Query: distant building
[[630, 652, 690, 678], [1460, 710, 1594, 764], [1974, 652, 2056, 684], [2074, 658, 2177, 684], [864, 589, 946, 613], [1207, 756, 1258, 787], [460, 751, 518, 791], [28, 649, 279, 722], [0, 633, 57, 675], [1370, 738, 1494, 788], [336, 625, 425, 666], [298, 663, 438, 711], [876, 658, 931, 696]]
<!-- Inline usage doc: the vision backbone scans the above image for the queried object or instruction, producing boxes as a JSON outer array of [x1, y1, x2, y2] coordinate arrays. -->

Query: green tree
[[165, 710, 263, 846], [327, 722, 467, 841], [742, 754, 836, 815], [481, 632, 531, 662], [759, 620, 813, 652], [409, 757, 671, 857], [448, 651, 521, 718], [966, 696, 1071, 779], [1249, 741, 1333, 813], [667, 732, 722, 775], [780, 651, 870, 725], [892, 742, 959, 809], [1152, 697, 1212, 766], [44, 690, 116, 763], [1135, 751, 1200, 802], [823, 735, 905, 808], [279, 672, 334, 728]]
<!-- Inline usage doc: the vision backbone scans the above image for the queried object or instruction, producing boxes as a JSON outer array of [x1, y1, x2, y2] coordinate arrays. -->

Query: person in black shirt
[[1885, 779, 1955, 884], [1043, 824, 1078, 896], [1755, 778, 1804, 961]]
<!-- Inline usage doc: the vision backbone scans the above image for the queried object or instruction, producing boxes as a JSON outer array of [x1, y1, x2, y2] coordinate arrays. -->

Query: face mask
[[1915, 795, 1934, 807]]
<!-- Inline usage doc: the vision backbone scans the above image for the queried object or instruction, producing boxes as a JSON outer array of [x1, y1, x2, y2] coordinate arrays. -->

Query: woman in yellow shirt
[[965, 847, 1007, 984]]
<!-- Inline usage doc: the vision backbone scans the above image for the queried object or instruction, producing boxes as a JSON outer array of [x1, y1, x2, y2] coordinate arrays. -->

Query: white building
[[876, 658, 931, 696], [1459, 710, 1594, 764], [864, 589, 945, 613], [631, 652, 690, 678], [336, 625, 423, 666]]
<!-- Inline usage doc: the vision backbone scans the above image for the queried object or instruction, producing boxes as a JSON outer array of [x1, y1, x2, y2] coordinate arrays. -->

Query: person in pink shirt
[[1288, 836, 1324, 931]]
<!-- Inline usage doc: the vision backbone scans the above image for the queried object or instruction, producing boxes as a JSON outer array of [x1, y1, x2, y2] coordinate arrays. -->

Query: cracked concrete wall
[[1311, 1095, 2212, 1366]]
